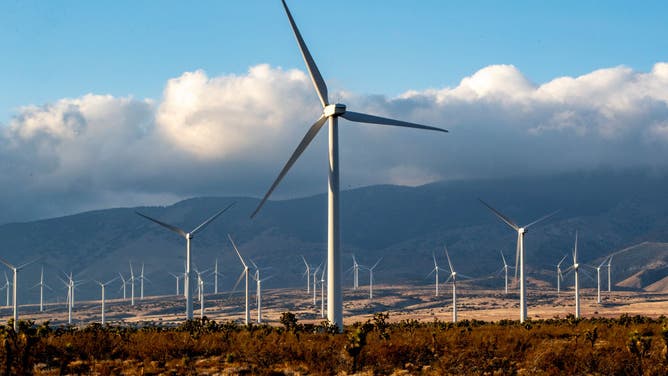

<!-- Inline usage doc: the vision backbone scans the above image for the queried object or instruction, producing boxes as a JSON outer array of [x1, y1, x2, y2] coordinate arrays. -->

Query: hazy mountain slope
[[1, 169, 667, 303]]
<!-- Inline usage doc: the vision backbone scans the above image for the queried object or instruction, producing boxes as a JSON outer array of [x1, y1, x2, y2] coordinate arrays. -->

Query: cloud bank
[[1, 63, 668, 223]]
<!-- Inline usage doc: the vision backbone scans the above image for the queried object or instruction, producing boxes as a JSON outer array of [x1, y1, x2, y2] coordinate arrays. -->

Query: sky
[[1, 0, 668, 224]]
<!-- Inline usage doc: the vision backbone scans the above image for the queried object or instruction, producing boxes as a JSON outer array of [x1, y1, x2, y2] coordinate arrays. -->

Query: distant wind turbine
[[118, 273, 127, 300], [301, 255, 311, 294], [312, 263, 321, 306], [1, 272, 9, 307], [479, 199, 558, 322], [426, 253, 440, 296], [169, 272, 182, 296], [497, 251, 514, 295], [365, 258, 382, 300], [228, 234, 251, 325], [95, 276, 118, 325], [33, 266, 52, 312], [250, 0, 447, 329], [607, 255, 613, 292], [249, 259, 272, 324], [319, 262, 327, 318], [444, 246, 460, 323], [593, 257, 609, 304], [0, 256, 39, 331], [138, 263, 150, 300], [564, 231, 581, 319], [556, 254, 568, 296], [213, 258, 223, 294], [129, 261, 136, 306], [351, 255, 360, 290], [136, 202, 236, 319]]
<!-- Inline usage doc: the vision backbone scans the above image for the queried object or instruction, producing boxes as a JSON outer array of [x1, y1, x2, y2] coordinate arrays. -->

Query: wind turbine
[[193, 268, 209, 319], [250, 0, 447, 330], [118, 273, 127, 300], [593, 257, 608, 304], [129, 261, 136, 306], [249, 259, 273, 324], [319, 262, 327, 318], [228, 234, 251, 325], [365, 258, 382, 300], [497, 251, 515, 295], [60, 272, 75, 325], [95, 276, 118, 325], [479, 199, 557, 322], [426, 253, 440, 296], [301, 255, 311, 294], [352, 255, 360, 290], [136, 202, 235, 320], [0, 272, 9, 307], [444, 246, 460, 323], [138, 263, 150, 300], [0, 257, 38, 331], [33, 266, 52, 312], [564, 231, 581, 319], [312, 263, 321, 305], [169, 272, 182, 296], [607, 255, 613, 292], [556, 254, 567, 296], [213, 258, 223, 294]]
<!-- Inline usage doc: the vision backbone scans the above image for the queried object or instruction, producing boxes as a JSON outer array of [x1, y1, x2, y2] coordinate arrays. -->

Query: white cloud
[[1, 62, 668, 223]]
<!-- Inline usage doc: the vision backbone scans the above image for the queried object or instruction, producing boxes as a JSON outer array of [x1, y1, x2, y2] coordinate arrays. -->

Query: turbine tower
[[426, 253, 440, 296], [118, 273, 127, 300], [352, 255, 360, 290], [34, 266, 51, 312], [136, 202, 235, 320], [95, 276, 118, 325], [213, 258, 223, 294], [366, 258, 382, 300], [228, 234, 251, 325], [498, 251, 513, 295], [444, 246, 458, 323], [250, 0, 447, 330], [0, 257, 38, 331], [129, 261, 136, 306], [479, 199, 557, 322], [565, 231, 581, 319], [319, 262, 327, 318], [607, 255, 613, 292], [169, 272, 182, 296], [556, 254, 567, 296], [2, 272, 9, 307]]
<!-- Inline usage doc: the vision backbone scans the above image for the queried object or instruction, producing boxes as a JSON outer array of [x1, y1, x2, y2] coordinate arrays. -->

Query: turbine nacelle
[[518, 227, 526, 235], [323, 103, 346, 117], [574, 263, 579, 270]]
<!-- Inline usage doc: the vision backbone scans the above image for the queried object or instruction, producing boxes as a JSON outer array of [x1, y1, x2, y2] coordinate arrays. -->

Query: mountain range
[[2, 169, 668, 303]]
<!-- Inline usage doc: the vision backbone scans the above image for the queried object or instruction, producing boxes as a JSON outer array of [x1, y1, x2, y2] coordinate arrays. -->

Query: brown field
[[6, 282, 667, 327]]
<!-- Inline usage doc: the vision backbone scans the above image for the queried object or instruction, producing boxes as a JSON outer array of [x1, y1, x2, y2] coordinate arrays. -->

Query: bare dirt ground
[[3, 282, 667, 328]]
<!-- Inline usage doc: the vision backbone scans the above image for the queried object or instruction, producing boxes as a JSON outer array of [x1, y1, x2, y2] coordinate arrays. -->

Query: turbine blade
[[432, 252, 438, 268], [524, 209, 559, 229], [281, 0, 328, 107], [371, 257, 382, 270], [478, 199, 520, 231], [607, 255, 613, 266], [444, 245, 454, 274], [557, 254, 568, 268], [190, 202, 236, 235], [227, 234, 248, 269], [514, 238, 520, 279], [341, 111, 447, 133], [251, 115, 328, 218], [500, 250, 507, 267], [249, 259, 259, 271], [231, 270, 246, 293], [598, 256, 608, 268], [573, 231, 578, 263], [17, 256, 41, 270], [136, 211, 187, 238], [0, 256, 15, 270]]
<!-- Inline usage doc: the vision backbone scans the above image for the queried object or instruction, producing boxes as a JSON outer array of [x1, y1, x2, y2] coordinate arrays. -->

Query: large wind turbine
[[250, 0, 447, 329], [366, 258, 382, 300], [136, 202, 235, 319], [95, 276, 118, 325], [228, 234, 251, 325], [426, 253, 440, 297], [479, 200, 557, 322], [556, 254, 567, 296], [564, 231, 581, 319], [0, 257, 38, 331]]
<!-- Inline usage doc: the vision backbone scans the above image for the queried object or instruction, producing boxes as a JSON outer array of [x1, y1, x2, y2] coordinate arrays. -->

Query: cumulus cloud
[[1, 62, 668, 223]]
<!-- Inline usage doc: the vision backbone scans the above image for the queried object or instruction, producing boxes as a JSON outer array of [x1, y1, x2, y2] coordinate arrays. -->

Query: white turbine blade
[[135, 211, 187, 238], [0, 256, 15, 270], [227, 234, 248, 269], [301, 255, 309, 268], [426, 267, 437, 278], [249, 259, 259, 271], [557, 254, 568, 268], [524, 210, 559, 229], [514, 240, 520, 279], [251, 116, 328, 218], [231, 270, 246, 294], [607, 255, 613, 267], [190, 202, 236, 235], [573, 231, 579, 263], [320, 262, 327, 278], [370, 257, 382, 270], [598, 256, 608, 268], [432, 252, 438, 268], [499, 250, 508, 267], [281, 0, 328, 107], [341, 111, 447, 133], [478, 199, 520, 231], [444, 245, 454, 274], [17, 256, 41, 270], [262, 275, 275, 283]]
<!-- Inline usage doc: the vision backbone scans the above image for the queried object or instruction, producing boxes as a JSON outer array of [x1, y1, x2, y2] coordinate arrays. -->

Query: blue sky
[[1, 1, 668, 223], [2, 0, 666, 122]]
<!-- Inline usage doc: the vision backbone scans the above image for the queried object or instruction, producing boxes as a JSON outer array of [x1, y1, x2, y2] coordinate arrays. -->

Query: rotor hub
[[323, 103, 346, 117], [518, 227, 526, 234]]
